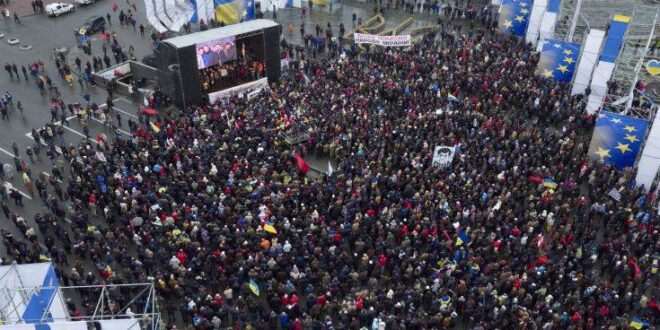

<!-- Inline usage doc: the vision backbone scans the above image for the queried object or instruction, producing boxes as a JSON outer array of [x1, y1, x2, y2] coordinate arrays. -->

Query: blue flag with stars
[[588, 111, 649, 169], [536, 39, 580, 82], [498, 0, 533, 37]]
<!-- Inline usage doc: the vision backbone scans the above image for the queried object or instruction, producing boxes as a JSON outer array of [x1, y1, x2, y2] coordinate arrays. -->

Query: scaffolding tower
[[554, 0, 660, 116]]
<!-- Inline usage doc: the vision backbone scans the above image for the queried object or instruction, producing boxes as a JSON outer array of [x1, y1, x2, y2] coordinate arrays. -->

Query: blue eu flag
[[536, 39, 581, 82], [588, 111, 649, 169], [498, 0, 533, 37]]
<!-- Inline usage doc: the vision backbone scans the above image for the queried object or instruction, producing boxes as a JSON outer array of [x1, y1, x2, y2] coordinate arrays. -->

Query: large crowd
[[0, 3, 657, 330]]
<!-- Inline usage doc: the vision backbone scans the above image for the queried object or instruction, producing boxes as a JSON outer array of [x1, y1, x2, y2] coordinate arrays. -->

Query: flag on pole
[[455, 228, 470, 246], [293, 153, 310, 174]]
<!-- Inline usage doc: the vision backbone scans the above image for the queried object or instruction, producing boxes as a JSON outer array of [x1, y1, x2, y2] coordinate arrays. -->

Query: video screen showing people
[[196, 37, 237, 70], [199, 34, 266, 94]]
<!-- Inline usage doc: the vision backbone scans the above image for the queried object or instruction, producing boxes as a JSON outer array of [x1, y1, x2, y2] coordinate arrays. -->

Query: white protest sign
[[354, 33, 412, 47]]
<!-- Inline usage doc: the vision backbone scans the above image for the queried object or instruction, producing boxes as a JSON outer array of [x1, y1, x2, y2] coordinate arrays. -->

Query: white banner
[[208, 78, 269, 104], [354, 33, 411, 47]]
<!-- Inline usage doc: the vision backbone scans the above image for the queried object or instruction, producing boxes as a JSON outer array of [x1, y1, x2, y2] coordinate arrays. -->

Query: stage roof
[[164, 19, 279, 49]]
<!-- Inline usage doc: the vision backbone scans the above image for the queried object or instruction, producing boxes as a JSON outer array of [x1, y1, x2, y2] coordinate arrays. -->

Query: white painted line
[[24, 133, 52, 151], [90, 117, 132, 136], [100, 103, 138, 119], [3, 182, 33, 200], [114, 97, 133, 104], [41, 171, 63, 183], [0, 147, 18, 159], [52, 124, 98, 144]]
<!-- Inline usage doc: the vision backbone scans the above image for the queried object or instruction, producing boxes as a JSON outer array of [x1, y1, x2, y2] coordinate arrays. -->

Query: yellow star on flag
[[502, 20, 513, 29], [563, 57, 574, 64], [594, 147, 611, 160], [542, 69, 553, 78], [615, 143, 631, 154], [624, 125, 637, 133], [514, 15, 525, 22], [556, 65, 569, 74], [520, 8, 529, 14], [624, 134, 639, 143], [563, 49, 573, 55]]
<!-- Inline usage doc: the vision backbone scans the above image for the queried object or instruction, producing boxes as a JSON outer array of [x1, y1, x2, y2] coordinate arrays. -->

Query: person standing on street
[[9, 189, 22, 207], [11, 64, 18, 81], [22, 172, 34, 197], [11, 142, 19, 158], [4, 63, 12, 79]]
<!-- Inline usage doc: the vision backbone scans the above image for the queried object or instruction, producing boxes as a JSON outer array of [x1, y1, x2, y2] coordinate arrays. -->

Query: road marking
[[0, 147, 18, 159], [100, 103, 138, 119], [3, 182, 33, 200], [114, 97, 134, 104], [89, 117, 132, 136], [58, 124, 98, 144]]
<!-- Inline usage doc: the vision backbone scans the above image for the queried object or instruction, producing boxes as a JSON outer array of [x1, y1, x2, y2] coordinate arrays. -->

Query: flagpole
[[625, 9, 658, 114], [566, 0, 582, 42]]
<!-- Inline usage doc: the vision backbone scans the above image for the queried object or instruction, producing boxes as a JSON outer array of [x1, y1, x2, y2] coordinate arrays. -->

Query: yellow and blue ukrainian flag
[[498, 0, 533, 37], [588, 111, 649, 169], [536, 39, 581, 82], [214, 0, 255, 25]]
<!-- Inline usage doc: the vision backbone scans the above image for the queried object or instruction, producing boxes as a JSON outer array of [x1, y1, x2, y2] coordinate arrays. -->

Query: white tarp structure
[[0, 263, 67, 325], [635, 110, 660, 189], [525, 0, 547, 46], [571, 29, 605, 95], [585, 15, 631, 114], [536, 0, 560, 51], [259, 0, 303, 11], [145, 0, 168, 32], [145, 0, 195, 32], [586, 61, 615, 113], [0, 319, 140, 330], [194, 0, 216, 25], [0, 263, 155, 330]]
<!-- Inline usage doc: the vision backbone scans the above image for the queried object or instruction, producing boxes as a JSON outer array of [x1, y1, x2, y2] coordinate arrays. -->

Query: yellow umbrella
[[263, 224, 277, 235], [248, 279, 260, 296]]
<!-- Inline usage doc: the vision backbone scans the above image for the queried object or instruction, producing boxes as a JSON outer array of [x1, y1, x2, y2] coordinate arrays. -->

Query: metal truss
[[0, 281, 160, 330], [555, 0, 660, 116]]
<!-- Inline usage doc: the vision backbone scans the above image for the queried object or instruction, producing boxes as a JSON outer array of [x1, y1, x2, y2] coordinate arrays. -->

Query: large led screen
[[196, 36, 237, 69]]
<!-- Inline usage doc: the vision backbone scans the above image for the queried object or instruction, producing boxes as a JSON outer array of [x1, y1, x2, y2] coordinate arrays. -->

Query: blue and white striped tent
[[0, 263, 145, 330], [0, 263, 65, 325]]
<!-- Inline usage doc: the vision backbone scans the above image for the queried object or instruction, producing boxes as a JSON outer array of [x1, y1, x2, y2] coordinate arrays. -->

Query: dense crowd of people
[[0, 2, 657, 330]]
